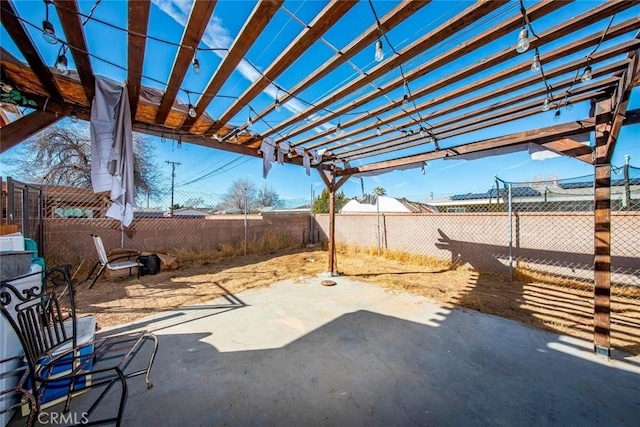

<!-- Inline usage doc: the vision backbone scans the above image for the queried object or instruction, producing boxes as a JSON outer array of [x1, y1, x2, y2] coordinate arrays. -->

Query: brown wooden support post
[[328, 182, 336, 275], [592, 97, 612, 358], [317, 167, 349, 276]]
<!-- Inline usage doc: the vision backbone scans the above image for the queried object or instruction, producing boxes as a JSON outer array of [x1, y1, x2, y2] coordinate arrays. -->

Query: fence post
[[508, 182, 513, 282], [376, 196, 381, 255], [244, 187, 248, 256]]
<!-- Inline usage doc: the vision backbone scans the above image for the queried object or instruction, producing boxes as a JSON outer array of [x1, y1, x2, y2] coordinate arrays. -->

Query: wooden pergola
[[1, 0, 640, 356]]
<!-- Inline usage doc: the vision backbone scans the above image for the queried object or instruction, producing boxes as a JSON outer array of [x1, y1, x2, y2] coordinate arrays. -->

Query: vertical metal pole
[[508, 182, 513, 282], [309, 185, 314, 244], [7, 177, 15, 225], [166, 161, 181, 216], [244, 187, 248, 256], [376, 196, 381, 255], [22, 184, 29, 238], [622, 154, 631, 209]]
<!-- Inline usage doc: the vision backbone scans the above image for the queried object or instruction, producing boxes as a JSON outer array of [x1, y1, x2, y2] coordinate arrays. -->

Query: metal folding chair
[[84, 234, 142, 289], [1, 265, 158, 426]]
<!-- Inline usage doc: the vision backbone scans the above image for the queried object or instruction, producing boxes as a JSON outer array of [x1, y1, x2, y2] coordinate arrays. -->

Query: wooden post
[[328, 182, 336, 275], [592, 97, 612, 358], [317, 168, 349, 276]]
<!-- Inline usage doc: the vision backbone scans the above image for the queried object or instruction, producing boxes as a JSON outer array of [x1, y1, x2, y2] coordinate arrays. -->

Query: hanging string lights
[[55, 45, 69, 75], [191, 54, 201, 76], [374, 38, 384, 62], [42, 0, 57, 44], [515, 0, 531, 54], [185, 90, 196, 118]]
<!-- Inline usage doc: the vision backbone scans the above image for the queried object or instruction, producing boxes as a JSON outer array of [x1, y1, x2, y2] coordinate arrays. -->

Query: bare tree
[[256, 184, 283, 208], [2, 123, 165, 202], [222, 178, 258, 211]]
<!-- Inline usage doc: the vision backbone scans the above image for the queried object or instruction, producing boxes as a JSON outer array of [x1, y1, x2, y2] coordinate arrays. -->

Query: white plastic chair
[[84, 234, 142, 288]]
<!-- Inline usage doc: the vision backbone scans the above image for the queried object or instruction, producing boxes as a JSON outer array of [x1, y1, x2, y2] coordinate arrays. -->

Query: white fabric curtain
[[90, 77, 136, 227]]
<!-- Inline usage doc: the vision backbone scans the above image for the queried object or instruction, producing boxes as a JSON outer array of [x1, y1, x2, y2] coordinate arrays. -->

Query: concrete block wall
[[44, 213, 311, 266], [315, 212, 640, 284]]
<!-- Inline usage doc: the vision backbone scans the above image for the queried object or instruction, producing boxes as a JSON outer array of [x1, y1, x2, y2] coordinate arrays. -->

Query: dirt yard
[[73, 248, 640, 356]]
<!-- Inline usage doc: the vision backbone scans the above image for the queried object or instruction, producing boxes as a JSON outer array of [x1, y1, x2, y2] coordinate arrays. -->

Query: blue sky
[[2, 0, 639, 207]]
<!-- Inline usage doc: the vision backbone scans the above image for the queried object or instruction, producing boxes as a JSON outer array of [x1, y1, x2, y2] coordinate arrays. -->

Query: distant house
[[133, 207, 166, 218], [428, 178, 640, 212], [340, 196, 438, 213], [169, 208, 208, 218]]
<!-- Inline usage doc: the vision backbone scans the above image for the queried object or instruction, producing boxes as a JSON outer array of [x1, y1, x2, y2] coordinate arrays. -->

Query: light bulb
[[374, 39, 384, 62], [188, 104, 197, 118], [531, 53, 540, 72], [420, 128, 426, 137], [565, 101, 573, 111], [287, 152, 293, 158], [70, 111, 78, 123], [192, 57, 201, 76], [542, 96, 552, 112], [335, 122, 342, 135], [581, 65, 592, 82], [55, 53, 68, 75], [247, 116, 252, 128], [402, 94, 409, 107], [42, 20, 57, 44], [553, 110, 561, 122], [275, 99, 281, 112], [515, 28, 529, 54], [421, 164, 425, 175], [376, 127, 381, 136]]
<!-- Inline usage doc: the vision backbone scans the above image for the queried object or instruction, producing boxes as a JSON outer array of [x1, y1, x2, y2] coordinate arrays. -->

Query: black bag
[[138, 254, 161, 276]]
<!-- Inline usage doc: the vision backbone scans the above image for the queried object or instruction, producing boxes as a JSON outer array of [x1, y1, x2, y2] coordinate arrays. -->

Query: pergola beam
[[127, 0, 151, 119], [156, 0, 217, 124], [298, 12, 640, 150], [0, 111, 61, 153], [55, 0, 95, 103], [0, 0, 63, 100], [335, 117, 610, 177], [181, 0, 284, 131], [237, 0, 430, 136], [268, 0, 572, 143], [333, 77, 615, 161], [207, 0, 356, 133]]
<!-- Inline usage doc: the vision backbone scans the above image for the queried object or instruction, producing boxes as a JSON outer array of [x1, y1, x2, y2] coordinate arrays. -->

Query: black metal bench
[[1, 265, 158, 426]]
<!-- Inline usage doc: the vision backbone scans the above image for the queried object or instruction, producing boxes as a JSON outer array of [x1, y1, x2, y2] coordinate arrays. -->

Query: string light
[[275, 98, 281, 113], [531, 52, 541, 72], [192, 56, 201, 76], [553, 109, 561, 122], [376, 126, 381, 136], [581, 65, 592, 82], [542, 95, 552, 112], [335, 118, 342, 135], [565, 100, 573, 111], [70, 111, 78, 123], [185, 91, 196, 118], [515, 28, 529, 53], [374, 38, 384, 62], [55, 46, 69, 75], [42, 0, 57, 45], [402, 81, 409, 107]]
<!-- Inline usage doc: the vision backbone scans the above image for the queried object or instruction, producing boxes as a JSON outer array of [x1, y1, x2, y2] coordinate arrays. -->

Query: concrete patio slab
[[13, 275, 640, 426]]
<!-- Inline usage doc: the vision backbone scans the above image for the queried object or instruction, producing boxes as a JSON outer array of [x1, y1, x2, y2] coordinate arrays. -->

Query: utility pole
[[166, 161, 181, 217]]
